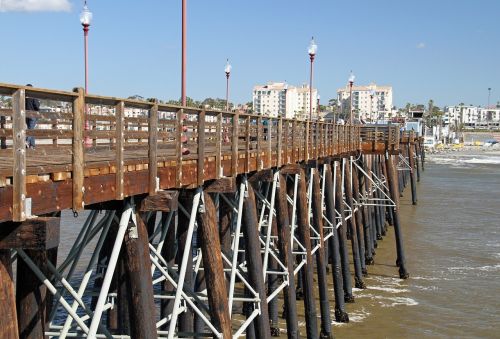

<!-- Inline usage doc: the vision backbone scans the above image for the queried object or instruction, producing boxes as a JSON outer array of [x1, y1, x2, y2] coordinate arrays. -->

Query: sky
[[0, 0, 499, 108]]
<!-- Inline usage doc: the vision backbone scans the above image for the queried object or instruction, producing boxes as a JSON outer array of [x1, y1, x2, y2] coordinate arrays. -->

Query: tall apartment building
[[337, 83, 393, 121], [444, 105, 500, 128], [252, 82, 318, 119]]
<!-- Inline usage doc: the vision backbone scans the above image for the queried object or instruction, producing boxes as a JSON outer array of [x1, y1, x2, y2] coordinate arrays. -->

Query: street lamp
[[308, 37, 317, 120], [225, 59, 232, 111], [348, 71, 355, 124], [80, 1, 92, 146], [369, 89, 375, 123], [488, 87, 492, 108]]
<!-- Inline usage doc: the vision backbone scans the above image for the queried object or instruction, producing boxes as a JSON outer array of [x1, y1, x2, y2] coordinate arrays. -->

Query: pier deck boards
[[0, 82, 399, 223]]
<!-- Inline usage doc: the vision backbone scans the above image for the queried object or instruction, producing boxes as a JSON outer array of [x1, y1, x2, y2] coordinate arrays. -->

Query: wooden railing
[[0, 83, 399, 221]]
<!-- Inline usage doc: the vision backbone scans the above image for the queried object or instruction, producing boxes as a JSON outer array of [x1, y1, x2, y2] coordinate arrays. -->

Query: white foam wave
[[376, 296, 419, 307], [367, 286, 409, 293], [412, 275, 453, 281], [448, 264, 500, 272], [429, 155, 500, 166], [331, 307, 371, 326]]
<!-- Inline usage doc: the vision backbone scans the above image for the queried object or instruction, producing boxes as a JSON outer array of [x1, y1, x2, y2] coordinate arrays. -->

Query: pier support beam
[[242, 184, 272, 339], [351, 160, 367, 275], [344, 161, 365, 289], [296, 168, 319, 338], [334, 161, 354, 303], [123, 212, 157, 339], [0, 250, 19, 339], [311, 168, 333, 338], [275, 173, 299, 338], [324, 164, 349, 323], [197, 192, 232, 338], [408, 142, 418, 205], [385, 154, 410, 279]]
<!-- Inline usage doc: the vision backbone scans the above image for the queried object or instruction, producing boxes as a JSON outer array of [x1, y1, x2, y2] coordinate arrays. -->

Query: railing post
[[267, 118, 272, 168], [176, 109, 183, 186], [257, 116, 262, 170], [245, 116, 250, 172], [115, 101, 125, 200], [72, 88, 85, 211], [216, 112, 222, 179], [12, 89, 27, 221], [231, 113, 239, 176], [148, 101, 158, 195], [277, 117, 283, 168], [197, 110, 206, 186]]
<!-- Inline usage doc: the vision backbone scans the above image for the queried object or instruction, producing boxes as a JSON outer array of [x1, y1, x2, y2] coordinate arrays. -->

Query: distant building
[[443, 105, 500, 129], [252, 82, 318, 119], [337, 83, 393, 121], [444, 105, 479, 127]]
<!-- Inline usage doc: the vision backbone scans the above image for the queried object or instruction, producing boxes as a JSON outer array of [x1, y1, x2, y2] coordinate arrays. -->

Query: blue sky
[[0, 0, 499, 108]]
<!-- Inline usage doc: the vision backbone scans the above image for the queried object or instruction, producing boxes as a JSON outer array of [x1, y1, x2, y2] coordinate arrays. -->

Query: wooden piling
[[343, 162, 366, 289], [295, 168, 319, 338], [242, 183, 272, 339], [323, 164, 349, 323], [16, 250, 49, 339], [196, 192, 232, 338], [123, 212, 158, 339], [385, 154, 410, 279], [311, 168, 333, 338], [274, 173, 299, 338], [333, 161, 354, 303], [351, 161, 367, 275], [358, 158, 374, 265], [177, 193, 195, 334], [0, 250, 19, 339], [408, 141, 418, 205]]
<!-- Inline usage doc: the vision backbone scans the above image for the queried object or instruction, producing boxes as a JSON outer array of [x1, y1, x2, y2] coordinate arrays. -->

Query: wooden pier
[[0, 83, 423, 338]]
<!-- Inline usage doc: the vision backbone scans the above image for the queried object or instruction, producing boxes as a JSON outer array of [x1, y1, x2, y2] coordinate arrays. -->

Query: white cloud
[[0, 0, 71, 12], [416, 42, 426, 49]]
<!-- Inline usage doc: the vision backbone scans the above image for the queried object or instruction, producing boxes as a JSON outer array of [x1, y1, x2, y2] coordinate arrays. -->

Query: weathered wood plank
[[138, 190, 179, 212], [115, 101, 125, 200], [12, 89, 26, 221], [0, 217, 60, 250], [197, 110, 205, 186], [148, 102, 158, 195], [0, 250, 19, 339], [72, 88, 85, 210]]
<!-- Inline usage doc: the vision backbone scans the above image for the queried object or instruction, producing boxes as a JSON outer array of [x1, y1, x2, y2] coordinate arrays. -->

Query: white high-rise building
[[337, 83, 393, 121], [252, 82, 318, 119]]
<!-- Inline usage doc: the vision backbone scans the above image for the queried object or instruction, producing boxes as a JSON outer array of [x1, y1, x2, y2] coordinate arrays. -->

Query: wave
[[429, 155, 500, 166], [367, 286, 409, 293], [448, 264, 500, 272], [376, 296, 419, 307]]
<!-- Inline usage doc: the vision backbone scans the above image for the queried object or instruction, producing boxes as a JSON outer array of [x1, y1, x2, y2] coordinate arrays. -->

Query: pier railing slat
[[115, 101, 125, 200], [12, 89, 27, 221], [72, 88, 85, 211], [148, 101, 158, 195]]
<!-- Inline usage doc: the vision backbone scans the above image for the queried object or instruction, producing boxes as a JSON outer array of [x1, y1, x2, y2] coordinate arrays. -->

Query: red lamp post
[[80, 1, 92, 146], [225, 59, 231, 111], [308, 37, 317, 121], [348, 71, 355, 124]]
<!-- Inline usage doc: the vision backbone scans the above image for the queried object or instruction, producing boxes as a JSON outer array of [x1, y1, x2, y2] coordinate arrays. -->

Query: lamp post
[[348, 71, 355, 124], [369, 89, 375, 123], [181, 0, 187, 106], [225, 59, 231, 111], [80, 1, 92, 146], [488, 87, 492, 108], [317, 94, 320, 119], [308, 37, 317, 121]]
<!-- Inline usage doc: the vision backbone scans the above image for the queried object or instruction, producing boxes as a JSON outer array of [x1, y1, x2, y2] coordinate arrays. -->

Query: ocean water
[[328, 150, 500, 338]]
